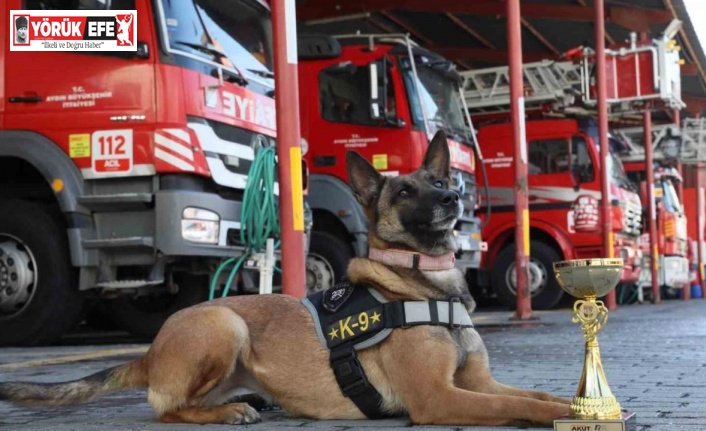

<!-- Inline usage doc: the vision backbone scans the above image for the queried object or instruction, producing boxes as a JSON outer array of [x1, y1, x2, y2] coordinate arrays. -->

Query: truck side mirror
[[571, 167, 582, 191], [136, 41, 150, 59], [78, 0, 112, 9], [368, 62, 383, 120], [368, 59, 405, 128]]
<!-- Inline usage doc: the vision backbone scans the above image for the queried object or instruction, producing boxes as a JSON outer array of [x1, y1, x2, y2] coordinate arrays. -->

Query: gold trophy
[[553, 258, 636, 431]]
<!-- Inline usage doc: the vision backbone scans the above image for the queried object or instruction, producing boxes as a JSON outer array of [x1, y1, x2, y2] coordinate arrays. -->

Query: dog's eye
[[399, 189, 409, 197], [434, 180, 444, 188]]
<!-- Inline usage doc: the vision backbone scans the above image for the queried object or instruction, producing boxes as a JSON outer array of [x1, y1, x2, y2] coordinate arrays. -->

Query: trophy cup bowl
[[552, 258, 636, 431], [554, 258, 624, 298]]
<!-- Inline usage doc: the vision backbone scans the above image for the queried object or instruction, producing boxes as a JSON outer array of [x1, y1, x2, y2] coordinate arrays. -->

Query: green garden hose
[[209, 146, 280, 300]]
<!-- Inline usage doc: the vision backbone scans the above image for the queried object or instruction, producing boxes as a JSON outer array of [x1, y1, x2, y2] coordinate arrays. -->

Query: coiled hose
[[208, 146, 280, 300]]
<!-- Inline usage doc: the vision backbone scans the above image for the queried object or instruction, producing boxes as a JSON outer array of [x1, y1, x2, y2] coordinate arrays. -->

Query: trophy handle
[[571, 298, 608, 343]]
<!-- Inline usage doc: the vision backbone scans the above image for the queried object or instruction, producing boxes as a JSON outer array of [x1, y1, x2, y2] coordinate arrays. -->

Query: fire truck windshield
[[608, 152, 636, 192], [159, 0, 273, 86], [399, 57, 470, 141]]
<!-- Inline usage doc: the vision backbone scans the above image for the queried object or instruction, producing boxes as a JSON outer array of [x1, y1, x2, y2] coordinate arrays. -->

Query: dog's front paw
[[223, 402, 262, 425]]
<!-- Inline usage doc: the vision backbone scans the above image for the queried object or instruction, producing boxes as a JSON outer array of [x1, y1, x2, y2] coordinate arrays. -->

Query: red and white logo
[[10, 10, 137, 52], [572, 195, 600, 232]]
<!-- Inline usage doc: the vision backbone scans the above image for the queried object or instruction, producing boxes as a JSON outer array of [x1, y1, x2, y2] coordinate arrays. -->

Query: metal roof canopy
[[295, 0, 706, 118]]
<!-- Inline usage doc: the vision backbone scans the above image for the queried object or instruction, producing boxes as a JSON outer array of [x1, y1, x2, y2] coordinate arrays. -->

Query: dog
[[0, 130, 571, 426]]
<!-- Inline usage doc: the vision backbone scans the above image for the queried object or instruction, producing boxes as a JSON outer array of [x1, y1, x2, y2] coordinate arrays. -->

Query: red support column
[[595, 0, 617, 309], [644, 110, 660, 303], [674, 109, 684, 201], [673, 109, 690, 300], [507, 0, 534, 320], [272, 0, 306, 299], [698, 164, 705, 298]]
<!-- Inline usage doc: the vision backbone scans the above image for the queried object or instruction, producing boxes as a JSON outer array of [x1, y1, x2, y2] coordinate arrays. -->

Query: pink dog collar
[[368, 248, 456, 271]]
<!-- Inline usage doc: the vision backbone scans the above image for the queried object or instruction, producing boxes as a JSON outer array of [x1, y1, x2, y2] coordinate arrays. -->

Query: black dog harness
[[301, 282, 473, 418]]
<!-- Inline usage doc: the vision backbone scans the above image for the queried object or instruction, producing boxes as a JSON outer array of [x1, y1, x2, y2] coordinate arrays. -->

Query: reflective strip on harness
[[402, 300, 472, 327]]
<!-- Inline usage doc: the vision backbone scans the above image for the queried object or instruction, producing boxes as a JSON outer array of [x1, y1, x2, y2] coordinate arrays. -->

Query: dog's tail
[[0, 358, 147, 407]]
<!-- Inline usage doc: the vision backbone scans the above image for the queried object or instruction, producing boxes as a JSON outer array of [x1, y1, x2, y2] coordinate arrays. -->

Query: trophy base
[[554, 411, 636, 431]]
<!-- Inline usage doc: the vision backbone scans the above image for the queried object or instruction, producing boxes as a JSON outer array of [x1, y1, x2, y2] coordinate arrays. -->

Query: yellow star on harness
[[371, 311, 381, 323], [328, 327, 339, 339]]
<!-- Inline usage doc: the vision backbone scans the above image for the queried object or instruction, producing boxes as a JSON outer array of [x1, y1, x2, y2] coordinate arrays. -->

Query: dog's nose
[[438, 190, 459, 206]]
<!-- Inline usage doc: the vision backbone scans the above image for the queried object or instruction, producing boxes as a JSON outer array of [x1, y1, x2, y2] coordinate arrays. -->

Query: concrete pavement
[[1, 299, 705, 431]]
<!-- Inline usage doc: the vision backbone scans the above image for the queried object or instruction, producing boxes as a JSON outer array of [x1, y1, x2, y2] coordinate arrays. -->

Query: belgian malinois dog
[[0, 131, 570, 426]]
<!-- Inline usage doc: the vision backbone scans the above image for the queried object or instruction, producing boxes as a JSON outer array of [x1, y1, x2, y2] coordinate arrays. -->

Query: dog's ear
[[346, 150, 384, 207], [423, 130, 451, 179]]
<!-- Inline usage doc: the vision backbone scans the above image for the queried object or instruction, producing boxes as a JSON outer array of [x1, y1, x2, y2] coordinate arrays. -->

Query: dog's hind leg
[[160, 403, 261, 424], [145, 305, 260, 424], [456, 353, 571, 405]]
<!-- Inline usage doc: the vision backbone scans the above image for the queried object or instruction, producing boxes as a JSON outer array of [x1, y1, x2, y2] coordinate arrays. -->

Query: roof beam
[[682, 95, 706, 115], [432, 47, 553, 64], [298, 1, 673, 31], [367, 16, 397, 34], [521, 18, 560, 56], [445, 13, 496, 50], [573, 0, 616, 45], [681, 63, 699, 76], [378, 12, 477, 69], [379, 11, 434, 45], [606, 7, 670, 32]]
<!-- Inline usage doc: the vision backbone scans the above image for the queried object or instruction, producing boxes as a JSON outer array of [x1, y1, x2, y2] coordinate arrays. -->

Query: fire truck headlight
[[181, 207, 219, 244]]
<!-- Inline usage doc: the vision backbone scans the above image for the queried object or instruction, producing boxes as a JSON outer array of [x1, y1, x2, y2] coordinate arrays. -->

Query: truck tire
[[106, 273, 209, 338], [0, 199, 83, 346], [492, 241, 565, 310], [306, 231, 353, 294]]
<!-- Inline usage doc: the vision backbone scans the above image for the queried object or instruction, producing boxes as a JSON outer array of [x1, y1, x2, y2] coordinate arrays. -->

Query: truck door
[[4, 0, 155, 179], [313, 57, 408, 177], [527, 135, 597, 234]]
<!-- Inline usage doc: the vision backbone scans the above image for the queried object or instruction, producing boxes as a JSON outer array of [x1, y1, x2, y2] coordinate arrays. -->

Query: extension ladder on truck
[[614, 123, 682, 163], [460, 60, 583, 113], [461, 20, 685, 117], [680, 117, 706, 165]]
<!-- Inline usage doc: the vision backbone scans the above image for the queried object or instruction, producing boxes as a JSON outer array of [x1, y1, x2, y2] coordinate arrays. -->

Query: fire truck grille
[[620, 200, 642, 236], [188, 116, 276, 179], [450, 169, 477, 221]]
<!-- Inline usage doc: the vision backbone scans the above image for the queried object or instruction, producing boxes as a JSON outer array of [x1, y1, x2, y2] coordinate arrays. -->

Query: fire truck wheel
[[306, 231, 353, 294], [0, 199, 84, 346], [492, 241, 566, 310], [660, 285, 680, 300], [106, 273, 209, 338]]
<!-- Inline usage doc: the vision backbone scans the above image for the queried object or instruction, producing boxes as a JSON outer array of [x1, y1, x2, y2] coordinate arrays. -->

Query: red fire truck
[[0, 0, 306, 345], [461, 23, 683, 309], [630, 165, 688, 296], [616, 125, 689, 298], [681, 118, 706, 293], [682, 181, 705, 295], [297, 34, 484, 292], [473, 118, 643, 309]]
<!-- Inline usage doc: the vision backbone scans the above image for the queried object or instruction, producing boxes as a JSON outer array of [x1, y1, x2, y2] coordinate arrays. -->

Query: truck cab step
[[96, 279, 164, 289], [78, 193, 153, 211], [83, 237, 154, 249]]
